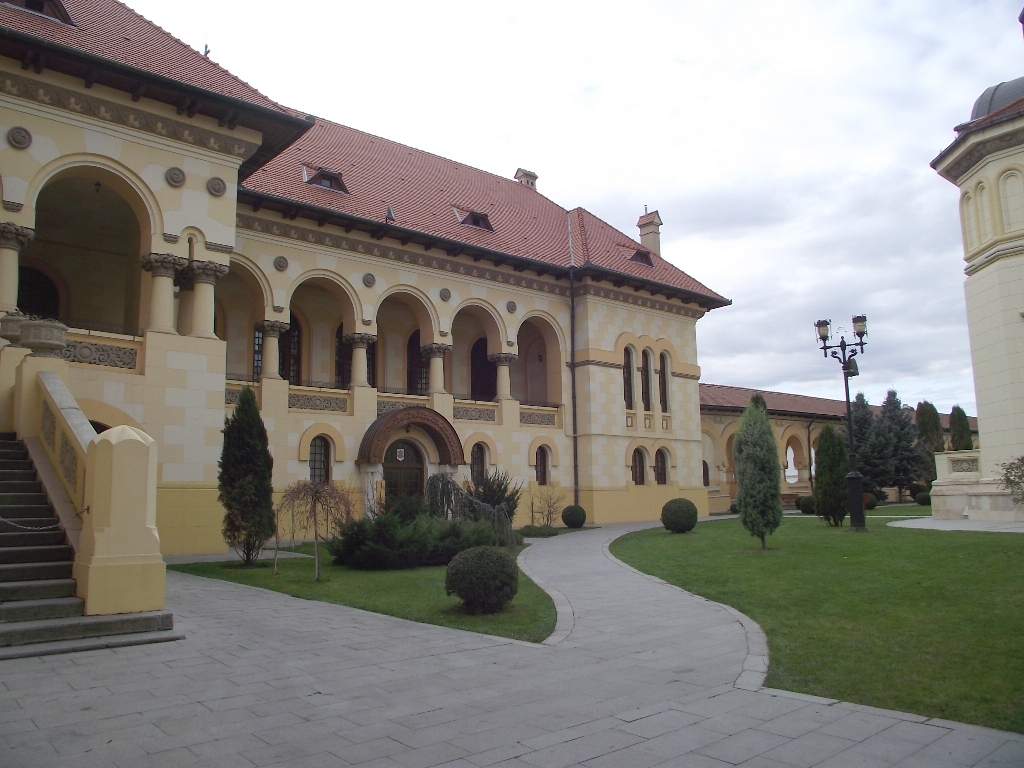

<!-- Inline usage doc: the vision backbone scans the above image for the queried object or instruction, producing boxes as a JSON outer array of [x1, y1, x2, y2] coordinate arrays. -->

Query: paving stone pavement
[[1, 522, 1021, 768]]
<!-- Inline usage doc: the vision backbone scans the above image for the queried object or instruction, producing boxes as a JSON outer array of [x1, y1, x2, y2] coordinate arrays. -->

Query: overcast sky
[[129, 0, 1024, 416]]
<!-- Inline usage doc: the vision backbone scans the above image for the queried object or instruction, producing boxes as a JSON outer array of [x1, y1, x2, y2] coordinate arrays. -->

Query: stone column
[[256, 320, 290, 380], [422, 343, 451, 394], [141, 254, 187, 334], [0, 223, 35, 314], [343, 333, 377, 387], [175, 268, 194, 337], [488, 353, 518, 400], [188, 261, 228, 339]]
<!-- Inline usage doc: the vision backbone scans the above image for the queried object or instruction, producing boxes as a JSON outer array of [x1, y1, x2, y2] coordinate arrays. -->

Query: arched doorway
[[383, 440, 424, 499]]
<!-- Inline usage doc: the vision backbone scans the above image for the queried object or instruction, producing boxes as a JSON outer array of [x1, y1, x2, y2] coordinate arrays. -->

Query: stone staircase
[[0, 433, 182, 659]]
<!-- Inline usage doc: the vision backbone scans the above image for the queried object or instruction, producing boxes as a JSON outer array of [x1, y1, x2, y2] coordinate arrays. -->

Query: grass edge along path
[[169, 548, 556, 644], [609, 517, 1024, 734]]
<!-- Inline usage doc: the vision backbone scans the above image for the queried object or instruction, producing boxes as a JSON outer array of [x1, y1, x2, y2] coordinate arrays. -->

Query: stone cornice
[[0, 70, 260, 161], [964, 240, 1024, 276], [574, 283, 704, 319], [933, 120, 1024, 183]]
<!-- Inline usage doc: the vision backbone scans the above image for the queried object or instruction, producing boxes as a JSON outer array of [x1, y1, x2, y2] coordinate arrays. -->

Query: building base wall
[[156, 485, 227, 556], [579, 485, 709, 525], [931, 477, 1023, 522]]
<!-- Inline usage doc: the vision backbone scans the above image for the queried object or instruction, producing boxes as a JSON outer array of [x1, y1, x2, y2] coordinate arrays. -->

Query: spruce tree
[[734, 397, 782, 550], [949, 405, 974, 451], [880, 390, 922, 501], [849, 393, 893, 499], [219, 387, 275, 565], [813, 425, 849, 526], [916, 401, 944, 483]]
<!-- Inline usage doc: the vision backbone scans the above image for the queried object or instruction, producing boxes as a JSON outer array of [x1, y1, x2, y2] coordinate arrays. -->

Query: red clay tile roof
[[636, 210, 662, 227], [244, 118, 728, 307], [0, 0, 290, 114]]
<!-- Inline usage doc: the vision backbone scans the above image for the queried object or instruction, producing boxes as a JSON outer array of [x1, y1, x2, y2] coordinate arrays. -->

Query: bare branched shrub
[[530, 485, 566, 527], [276, 480, 359, 581]]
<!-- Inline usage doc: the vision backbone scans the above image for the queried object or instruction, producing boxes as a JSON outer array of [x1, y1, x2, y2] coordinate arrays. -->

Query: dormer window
[[630, 249, 653, 266], [461, 211, 494, 231], [306, 169, 348, 193], [4, 0, 73, 22]]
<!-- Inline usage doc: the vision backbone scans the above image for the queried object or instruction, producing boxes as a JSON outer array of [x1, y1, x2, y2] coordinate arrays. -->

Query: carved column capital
[[188, 260, 229, 285], [421, 343, 452, 359], [342, 333, 377, 348], [255, 320, 290, 338], [487, 353, 518, 365], [140, 253, 187, 278], [0, 222, 35, 252]]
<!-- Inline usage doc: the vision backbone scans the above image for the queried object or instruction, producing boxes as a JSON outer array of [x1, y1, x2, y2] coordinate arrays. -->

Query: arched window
[[655, 449, 668, 485], [471, 442, 487, 485], [977, 184, 993, 243], [640, 350, 653, 412], [280, 312, 302, 384], [702, 460, 710, 487], [659, 352, 670, 413], [623, 348, 635, 410], [963, 193, 978, 251], [407, 330, 428, 395], [470, 337, 497, 401], [535, 446, 549, 485], [631, 448, 646, 485], [309, 435, 331, 484]]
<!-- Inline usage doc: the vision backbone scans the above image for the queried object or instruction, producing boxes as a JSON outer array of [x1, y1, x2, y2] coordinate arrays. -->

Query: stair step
[[0, 531, 65, 548], [0, 493, 48, 506], [0, 579, 76, 602], [0, 470, 36, 483], [0, 517, 59, 533], [0, 433, 17, 441], [0, 597, 83, 623], [0, 610, 174, 647], [0, 481, 42, 494], [0, 561, 72, 582], [0, 460, 33, 471], [0, 449, 27, 461], [0, 628, 184, 660], [0, 505, 55, 518], [0, 545, 73, 564]]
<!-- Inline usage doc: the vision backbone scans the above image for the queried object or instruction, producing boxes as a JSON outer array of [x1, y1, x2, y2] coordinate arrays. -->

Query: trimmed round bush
[[916, 492, 931, 506], [445, 546, 519, 614], [661, 498, 699, 533], [864, 494, 877, 510], [797, 495, 815, 515], [561, 505, 587, 529], [729, 502, 739, 515]]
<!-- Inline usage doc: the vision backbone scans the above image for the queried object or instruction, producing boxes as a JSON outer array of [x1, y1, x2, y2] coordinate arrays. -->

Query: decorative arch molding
[[226, 254, 273, 315], [527, 435, 560, 467], [613, 331, 683, 368], [517, 310, 567, 361], [75, 399, 145, 435], [624, 437, 653, 467], [356, 406, 464, 466], [463, 432, 498, 465], [284, 269, 359, 331], [375, 285, 440, 344], [25, 154, 162, 245], [298, 423, 347, 461], [651, 439, 677, 467], [450, 299, 506, 354]]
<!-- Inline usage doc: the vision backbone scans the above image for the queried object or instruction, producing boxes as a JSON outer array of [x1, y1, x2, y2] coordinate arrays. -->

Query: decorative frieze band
[[289, 393, 347, 412], [950, 458, 979, 473], [569, 359, 623, 370], [574, 284, 703, 319], [453, 406, 496, 422], [521, 411, 557, 426], [61, 340, 137, 369], [0, 71, 260, 161], [377, 400, 415, 417]]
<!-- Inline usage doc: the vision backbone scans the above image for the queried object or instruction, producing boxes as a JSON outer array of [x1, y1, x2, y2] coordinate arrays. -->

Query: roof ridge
[[574, 206, 645, 252], [700, 382, 841, 401]]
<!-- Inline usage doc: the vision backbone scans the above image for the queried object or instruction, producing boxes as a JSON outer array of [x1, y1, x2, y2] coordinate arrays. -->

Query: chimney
[[514, 168, 538, 190], [637, 209, 663, 256]]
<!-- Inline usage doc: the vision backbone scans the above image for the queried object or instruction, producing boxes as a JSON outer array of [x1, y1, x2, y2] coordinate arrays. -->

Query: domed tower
[[930, 10, 1024, 521]]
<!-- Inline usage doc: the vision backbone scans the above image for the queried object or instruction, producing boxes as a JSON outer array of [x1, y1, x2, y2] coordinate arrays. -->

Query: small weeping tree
[[425, 473, 516, 550], [276, 480, 358, 581]]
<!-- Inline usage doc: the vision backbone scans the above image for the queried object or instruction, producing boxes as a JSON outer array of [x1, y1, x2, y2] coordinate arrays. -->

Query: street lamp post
[[815, 315, 869, 532]]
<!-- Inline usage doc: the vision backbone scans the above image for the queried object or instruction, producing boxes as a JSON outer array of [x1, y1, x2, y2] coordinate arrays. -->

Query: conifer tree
[[219, 387, 275, 565], [849, 393, 893, 499], [734, 397, 782, 550], [880, 389, 922, 500], [813, 425, 849, 526], [916, 401, 944, 483], [949, 405, 974, 451]]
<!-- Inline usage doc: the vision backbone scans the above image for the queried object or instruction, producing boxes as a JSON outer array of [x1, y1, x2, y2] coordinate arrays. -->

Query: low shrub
[[916, 492, 931, 506], [519, 524, 559, 538], [864, 494, 878, 510], [385, 494, 429, 524], [327, 515, 497, 570], [729, 502, 739, 515], [445, 546, 519, 614], [796, 495, 815, 515], [909, 483, 931, 499], [661, 498, 698, 533], [561, 505, 587, 529]]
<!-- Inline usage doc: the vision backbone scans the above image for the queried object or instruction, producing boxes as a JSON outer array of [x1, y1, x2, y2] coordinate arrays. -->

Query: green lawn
[[169, 546, 556, 644], [610, 517, 1024, 733]]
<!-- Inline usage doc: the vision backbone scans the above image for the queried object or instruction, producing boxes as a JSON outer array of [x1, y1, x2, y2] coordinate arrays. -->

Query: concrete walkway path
[[888, 518, 1024, 533], [1, 523, 1021, 768]]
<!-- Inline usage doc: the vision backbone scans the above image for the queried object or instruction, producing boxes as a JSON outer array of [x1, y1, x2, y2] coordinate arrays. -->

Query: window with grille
[[407, 330, 428, 395], [280, 313, 301, 384], [471, 443, 487, 485], [252, 326, 263, 379], [309, 436, 330, 484], [659, 352, 669, 413], [623, 348, 634, 410], [535, 446, 549, 486], [641, 350, 653, 412], [631, 449, 646, 486], [655, 450, 668, 485], [335, 326, 352, 388]]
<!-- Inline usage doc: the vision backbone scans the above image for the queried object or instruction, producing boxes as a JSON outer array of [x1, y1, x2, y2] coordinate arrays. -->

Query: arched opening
[[656, 449, 669, 485], [784, 435, 806, 486], [725, 433, 737, 498], [217, 263, 264, 380], [279, 312, 302, 385], [511, 317, 562, 406], [309, 435, 331, 484], [406, 329, 428, 395], [334, 325, 377, 388], [631, 448, 646, 486], [659, 352, 670, 413], [623, 348, 635, 410], [535, 445, 549, 486], [640, 349, 653, 412], [469, 337, 496, 401], [383, 439, 424, 499], [285, 276, 358, 388], [470, 442, 487, 485], [785, 445, 798, 483], [22, 171, 146, 335], [702, 460, 710, 487], [376, 291, 436, 394]]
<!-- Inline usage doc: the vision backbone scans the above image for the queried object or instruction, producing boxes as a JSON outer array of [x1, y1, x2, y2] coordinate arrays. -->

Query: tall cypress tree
[[813, 425, 849, 526], [916, 401, 944, 483], [880, 390, 922, 500], [949, 405, 974, 451], [219, 387, 275, 565], [734, 397, 782, 550]]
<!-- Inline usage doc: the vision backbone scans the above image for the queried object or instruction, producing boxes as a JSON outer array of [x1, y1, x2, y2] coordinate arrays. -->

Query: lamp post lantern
[[815, 315, 869, 532]]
